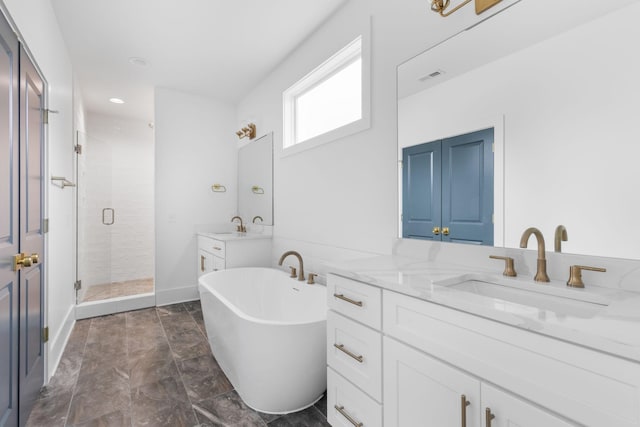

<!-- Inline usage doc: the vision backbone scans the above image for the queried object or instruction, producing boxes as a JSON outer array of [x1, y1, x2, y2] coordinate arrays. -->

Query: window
[[283, 35, 370, 154]]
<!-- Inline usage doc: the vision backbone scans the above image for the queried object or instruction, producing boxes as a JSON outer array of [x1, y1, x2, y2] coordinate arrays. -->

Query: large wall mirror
[[397, 0, 640, 260], [238, 132, 274, 225]]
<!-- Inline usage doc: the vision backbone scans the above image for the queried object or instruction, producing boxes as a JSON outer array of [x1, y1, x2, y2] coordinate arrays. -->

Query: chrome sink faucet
[[519, 227, 550, 282], [278, 250, 305, 281], [231, 216, 246, 232]]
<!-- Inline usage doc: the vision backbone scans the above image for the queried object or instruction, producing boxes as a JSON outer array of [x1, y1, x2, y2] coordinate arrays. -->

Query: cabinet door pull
[[213, 246, 222, 251], [333, 343, 364, 363], [461, 395, 470, 427], [334, 405, 363, 427], [333, 293, 363, 307], [485, 408, 495, 427], [200, 255, 206, 272]]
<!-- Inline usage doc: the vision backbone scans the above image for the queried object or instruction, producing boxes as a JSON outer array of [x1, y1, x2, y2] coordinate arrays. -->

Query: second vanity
[[325, 249, 640, 427], [197, 232, 271, 275]]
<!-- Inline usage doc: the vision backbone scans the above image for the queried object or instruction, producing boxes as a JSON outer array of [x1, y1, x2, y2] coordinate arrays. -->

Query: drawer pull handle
[[485, 408, 495, 427], [335, 405, 363, 427], [461, 395, 470, 427], [201, 255, 206, 272], [333, 293, 363, 307], [334, 343, 364, 363], [213, 246, 222, 251]]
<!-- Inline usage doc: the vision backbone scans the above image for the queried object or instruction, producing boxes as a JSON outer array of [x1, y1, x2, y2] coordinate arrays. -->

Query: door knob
[[442, 227, 450, 236], [30, 253, 39, 264], [432, 227, 441, 235], [12, 253, 32, 271]]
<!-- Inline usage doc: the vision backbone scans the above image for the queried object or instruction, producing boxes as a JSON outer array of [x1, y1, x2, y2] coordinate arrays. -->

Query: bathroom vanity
[[197, 232, 271, 275], [325, 249, 640, 427]]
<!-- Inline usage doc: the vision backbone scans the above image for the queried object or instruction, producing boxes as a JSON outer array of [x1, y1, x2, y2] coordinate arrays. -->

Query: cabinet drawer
[[383, 290, 640, 427], [327, 274, 381, 329], [198, 236, 225, 258], [327, 311, 381, 401], [328, 368, 382, 427]]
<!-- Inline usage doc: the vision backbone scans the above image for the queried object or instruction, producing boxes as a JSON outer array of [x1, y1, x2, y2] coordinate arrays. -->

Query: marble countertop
[[326, 255, 640, 363], [197, 231, 272, 241]]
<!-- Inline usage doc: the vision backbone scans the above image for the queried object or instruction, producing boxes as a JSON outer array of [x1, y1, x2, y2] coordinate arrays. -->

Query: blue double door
[[402, 128, 494, 245]]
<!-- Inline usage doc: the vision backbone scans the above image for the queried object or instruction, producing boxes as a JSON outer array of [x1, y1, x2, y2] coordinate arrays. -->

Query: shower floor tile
[[26, 302, 329, 427], [81, 278, 154, 303]]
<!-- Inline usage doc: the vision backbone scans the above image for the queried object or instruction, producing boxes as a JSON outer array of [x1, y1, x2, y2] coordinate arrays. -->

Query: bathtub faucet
[[278, 251, 305, 282], [231, 216, 246, 233]]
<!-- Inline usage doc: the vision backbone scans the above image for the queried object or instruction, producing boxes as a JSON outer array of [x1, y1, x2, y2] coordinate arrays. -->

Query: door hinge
[[42, 327, 49, 343], [75, 144, 83, 154], [43, 218, 49, 233], [42, 108, 59, 125], [74, 280, 82, 291]]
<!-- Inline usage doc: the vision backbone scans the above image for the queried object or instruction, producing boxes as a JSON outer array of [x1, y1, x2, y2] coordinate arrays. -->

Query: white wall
[[237, 0, 510, 272], [79, 113, 155, 287], [154, 88, 237, 304], [398, 3, 640, 259], [1, 0, 77, 379]]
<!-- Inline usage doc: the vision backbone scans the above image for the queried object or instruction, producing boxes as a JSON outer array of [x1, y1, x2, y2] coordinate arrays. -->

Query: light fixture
[[430, 0, 501, 17], [109, 98, 125, 104], [235, 123, 256, 140]]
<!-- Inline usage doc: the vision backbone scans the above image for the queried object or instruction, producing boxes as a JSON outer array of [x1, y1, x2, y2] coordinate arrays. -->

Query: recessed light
[[109, 98, 125, 104], [128, 57, 147, 66]]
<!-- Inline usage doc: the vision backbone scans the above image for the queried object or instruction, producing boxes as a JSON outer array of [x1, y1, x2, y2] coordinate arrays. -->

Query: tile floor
[[81, 278, 155, 303], [26, 301, 329, 427]]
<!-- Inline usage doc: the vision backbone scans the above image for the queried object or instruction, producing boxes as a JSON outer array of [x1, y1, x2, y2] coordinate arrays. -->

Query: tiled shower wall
[[79, 114, 155, 288]]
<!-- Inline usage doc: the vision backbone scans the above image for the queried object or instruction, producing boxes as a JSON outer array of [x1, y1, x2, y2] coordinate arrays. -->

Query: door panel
[[442, 128, 493, 245], [0, 14, 20, 427], [402, 141, 441, 239], [19, 46, 45, 426]]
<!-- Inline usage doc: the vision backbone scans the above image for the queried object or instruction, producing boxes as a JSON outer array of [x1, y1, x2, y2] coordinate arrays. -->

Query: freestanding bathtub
[[198, 267, 327, 414]]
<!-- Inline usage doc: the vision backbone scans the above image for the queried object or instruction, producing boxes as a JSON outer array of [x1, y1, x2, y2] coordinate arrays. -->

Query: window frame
[[282, 31, 371, 157]]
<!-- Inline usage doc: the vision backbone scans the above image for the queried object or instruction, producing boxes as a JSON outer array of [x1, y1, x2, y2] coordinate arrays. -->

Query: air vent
[[418, 69, 446, 82]]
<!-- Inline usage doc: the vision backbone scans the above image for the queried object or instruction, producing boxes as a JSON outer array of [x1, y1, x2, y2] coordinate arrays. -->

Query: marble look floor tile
[[314, 393, 327, 417], [156, 303, 187, 316], [130, 376, 196, 427], [193, 391, 267, 427], [79, 340, 129, 377], [126, 308, 160, 324], [183, 300, 202, 313], [67, 366, 130, 425], [25, 391, 72, 427], [266, 406, 330, 427], [71, 408, 132, 427], [129, 350, 180, 389], [39, 352, 83, 398], [177, 354, 233, 401]]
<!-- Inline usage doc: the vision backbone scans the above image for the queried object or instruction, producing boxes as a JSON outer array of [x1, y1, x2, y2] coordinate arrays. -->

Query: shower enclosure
[[75, 118, 155, 311]]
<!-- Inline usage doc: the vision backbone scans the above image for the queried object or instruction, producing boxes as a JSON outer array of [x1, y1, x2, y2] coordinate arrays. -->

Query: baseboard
[[155, 284, 199, 306], [47, 305, 75, 382]]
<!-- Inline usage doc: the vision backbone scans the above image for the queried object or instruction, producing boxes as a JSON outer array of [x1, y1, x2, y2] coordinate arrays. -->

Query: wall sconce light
[[430, 0, 501, 17], [235, 123, 257, 140]]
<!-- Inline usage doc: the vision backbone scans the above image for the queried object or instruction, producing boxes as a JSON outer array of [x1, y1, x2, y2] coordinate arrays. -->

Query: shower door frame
[[74, 130, 155, 319]]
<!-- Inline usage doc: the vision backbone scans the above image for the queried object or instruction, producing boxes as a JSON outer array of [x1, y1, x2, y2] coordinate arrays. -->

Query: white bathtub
[[198, 267, 327, 414]]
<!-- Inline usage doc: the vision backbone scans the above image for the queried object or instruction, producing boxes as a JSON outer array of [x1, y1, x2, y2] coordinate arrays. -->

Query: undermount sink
[[436, 274, 611, 318]]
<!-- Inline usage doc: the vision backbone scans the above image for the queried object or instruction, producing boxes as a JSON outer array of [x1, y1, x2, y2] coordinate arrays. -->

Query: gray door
[[18, 46, 45, 425], [0, 14, 20, 427]]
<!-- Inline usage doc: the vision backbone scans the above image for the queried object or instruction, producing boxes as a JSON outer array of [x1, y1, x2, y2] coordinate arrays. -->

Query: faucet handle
[[307, 273, 318, 285], [289, 266, 297, 278], [489, 255, 517, 277], [567, 265, 606, 288]]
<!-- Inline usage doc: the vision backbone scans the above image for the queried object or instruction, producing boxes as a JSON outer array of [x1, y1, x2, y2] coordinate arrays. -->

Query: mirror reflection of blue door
[[403, 128, 494, 245]]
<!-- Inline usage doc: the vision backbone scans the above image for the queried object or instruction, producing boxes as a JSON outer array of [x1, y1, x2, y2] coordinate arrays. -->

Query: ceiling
[[50, 0, 347, 122]]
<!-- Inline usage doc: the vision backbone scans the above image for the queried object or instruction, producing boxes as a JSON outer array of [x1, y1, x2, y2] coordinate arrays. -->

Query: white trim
[[46, 305, 75, 382], [155, 285, 200, 306], [281, 21, 371, 158], [75, 293, 155, 319]]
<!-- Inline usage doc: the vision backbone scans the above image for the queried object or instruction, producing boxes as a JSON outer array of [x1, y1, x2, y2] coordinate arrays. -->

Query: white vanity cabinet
[[197, 234, 270, 276], [327, 275, 383, 427], [327, 273, 640, 427], [384, 337, 573, 427]]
